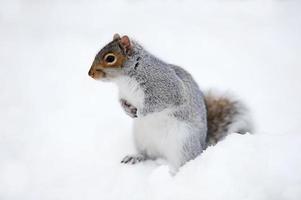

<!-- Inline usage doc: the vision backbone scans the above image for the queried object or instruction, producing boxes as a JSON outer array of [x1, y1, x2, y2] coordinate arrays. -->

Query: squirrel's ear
[[113, 33, 120, 40], [120, 35, 132, 55]]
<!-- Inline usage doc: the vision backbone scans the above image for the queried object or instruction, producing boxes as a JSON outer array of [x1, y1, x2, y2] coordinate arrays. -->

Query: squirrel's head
[[88, 34, 133, 80]]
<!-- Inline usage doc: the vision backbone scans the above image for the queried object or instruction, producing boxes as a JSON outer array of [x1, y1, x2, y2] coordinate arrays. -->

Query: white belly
[[133, 109, 189, 168]]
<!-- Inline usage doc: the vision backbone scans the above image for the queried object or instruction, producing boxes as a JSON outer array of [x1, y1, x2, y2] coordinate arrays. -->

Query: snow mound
[[1, 132, 301, 200], [153, 133, 301, 200]]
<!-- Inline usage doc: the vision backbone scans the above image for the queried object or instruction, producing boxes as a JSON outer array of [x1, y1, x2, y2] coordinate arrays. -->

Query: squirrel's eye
[[104, 54, 116, 64]]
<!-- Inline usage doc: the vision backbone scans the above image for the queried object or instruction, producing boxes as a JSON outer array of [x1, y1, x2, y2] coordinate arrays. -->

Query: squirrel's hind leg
[[121, 154, 146, 164]]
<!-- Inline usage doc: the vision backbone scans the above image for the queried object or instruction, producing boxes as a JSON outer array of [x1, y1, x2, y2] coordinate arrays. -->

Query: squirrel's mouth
[[88, 68, 106, 79]]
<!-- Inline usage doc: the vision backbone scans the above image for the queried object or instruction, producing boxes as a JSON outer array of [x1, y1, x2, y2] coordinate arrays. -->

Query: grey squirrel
[[88, 34, 253, 171]]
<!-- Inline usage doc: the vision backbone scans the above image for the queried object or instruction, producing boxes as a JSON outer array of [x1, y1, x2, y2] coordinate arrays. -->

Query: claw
[[121, 154, 146, 164]]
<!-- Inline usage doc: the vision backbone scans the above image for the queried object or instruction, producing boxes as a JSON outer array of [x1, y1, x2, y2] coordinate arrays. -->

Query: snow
[[1, 0, 301, 199]]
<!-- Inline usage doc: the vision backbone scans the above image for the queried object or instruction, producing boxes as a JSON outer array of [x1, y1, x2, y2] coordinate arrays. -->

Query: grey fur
[[122, 42, 207, 159]]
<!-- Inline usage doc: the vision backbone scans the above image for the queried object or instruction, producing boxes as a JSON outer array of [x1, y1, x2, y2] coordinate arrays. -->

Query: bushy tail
[[204, 91, 253, 146]]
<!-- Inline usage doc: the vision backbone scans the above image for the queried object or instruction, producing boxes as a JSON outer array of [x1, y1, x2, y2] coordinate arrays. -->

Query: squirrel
[[88, 34, 253, 171]]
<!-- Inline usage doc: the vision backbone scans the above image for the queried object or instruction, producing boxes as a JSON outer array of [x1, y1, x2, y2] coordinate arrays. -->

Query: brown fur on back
[[204, 93, 243, 146]]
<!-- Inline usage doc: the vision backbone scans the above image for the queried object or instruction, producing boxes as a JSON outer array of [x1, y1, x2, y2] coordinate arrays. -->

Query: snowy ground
[[1, 0, 301, 199]]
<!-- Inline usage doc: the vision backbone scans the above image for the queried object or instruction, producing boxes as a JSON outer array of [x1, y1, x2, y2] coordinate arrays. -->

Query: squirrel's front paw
[[121, 154, 146, 164], [120, 99, 138, 118]]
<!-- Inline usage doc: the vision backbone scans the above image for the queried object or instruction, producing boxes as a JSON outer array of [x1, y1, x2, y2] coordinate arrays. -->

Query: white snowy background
[[1, 0, 301, 199]]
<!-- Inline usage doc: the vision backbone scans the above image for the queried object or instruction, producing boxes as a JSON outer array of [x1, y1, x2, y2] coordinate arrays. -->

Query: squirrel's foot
[[121, 154, 146, 164], [120, 99, 138, 118]]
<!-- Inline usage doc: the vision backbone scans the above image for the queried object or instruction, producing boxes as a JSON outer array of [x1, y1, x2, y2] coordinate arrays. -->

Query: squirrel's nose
[[88, 69, 93, 77]]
